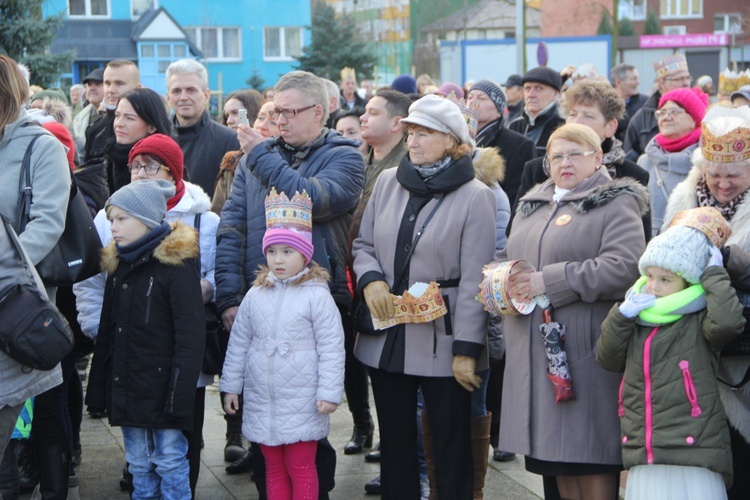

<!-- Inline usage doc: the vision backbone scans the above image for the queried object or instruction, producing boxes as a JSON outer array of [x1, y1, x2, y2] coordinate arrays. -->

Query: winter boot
[[224, 418, 245, 462], [344, 410, 374, 455], [471, 413, 492, 500], [420, 412, 437, 500], [32, 444, 69, 500]]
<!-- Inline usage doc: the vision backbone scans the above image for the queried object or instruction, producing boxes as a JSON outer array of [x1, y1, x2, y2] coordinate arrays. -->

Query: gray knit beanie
[[106, 179, 175, 229], [638, 225, 711, 285], [469, 80, 507, 115]]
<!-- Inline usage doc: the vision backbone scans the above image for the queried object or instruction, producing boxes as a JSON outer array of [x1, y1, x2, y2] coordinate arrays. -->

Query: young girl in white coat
[[220, 189, 345, 499]]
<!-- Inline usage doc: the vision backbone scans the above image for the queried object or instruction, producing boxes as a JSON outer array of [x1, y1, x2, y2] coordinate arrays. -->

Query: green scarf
[[629, 276, 706, 326]]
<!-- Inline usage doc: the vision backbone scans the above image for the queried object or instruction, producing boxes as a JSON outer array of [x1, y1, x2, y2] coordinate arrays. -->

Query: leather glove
[[452, 355, 481, 392], [708, 245, 723, 268], [363, 281, 395, 320], [618, 293, 656, 318]]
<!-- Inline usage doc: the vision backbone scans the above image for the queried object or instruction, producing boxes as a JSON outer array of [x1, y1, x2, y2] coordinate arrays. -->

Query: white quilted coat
[[219, 264, 345, 446]]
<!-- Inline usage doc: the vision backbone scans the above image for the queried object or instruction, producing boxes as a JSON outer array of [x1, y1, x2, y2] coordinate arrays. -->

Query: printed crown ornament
[[340, 67, 356, 81], [654, 54, 688, 80], [668, 207, 732, 248], [372, 281, 449, 330], [476, 260, 537, 316], [701, 106, 750, 164], [719, 68, 750, 96], [446, 93, 479, 141], [264, 187, 312, 232]]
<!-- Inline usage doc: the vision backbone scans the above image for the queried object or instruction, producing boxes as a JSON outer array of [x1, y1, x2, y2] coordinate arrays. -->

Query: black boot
[[225, 449, 253, 475], [224, 418, 245, 462], [17, 441, 39, 493], [344, 411, 374, 455], [36, 444, 69, 500]]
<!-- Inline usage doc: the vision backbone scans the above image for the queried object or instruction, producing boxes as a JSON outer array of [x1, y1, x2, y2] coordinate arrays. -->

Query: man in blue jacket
[[215, 70, 365, 499]]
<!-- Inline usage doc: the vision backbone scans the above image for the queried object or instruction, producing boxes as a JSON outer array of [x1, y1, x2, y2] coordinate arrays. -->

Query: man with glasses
[[623, 54, 691, 161], [215, 70, 365, 499], [611, 63, 648, 142]]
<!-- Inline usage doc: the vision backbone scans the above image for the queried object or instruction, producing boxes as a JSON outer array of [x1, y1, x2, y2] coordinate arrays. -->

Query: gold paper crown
[[264, 187, 312, 232], [654, 54, 688, 80], [475, 260, 537, 317], [701, 122, 750, 163], [372, 282, 448, 330], [446, 93, 479, 141], [340, 67, 356, 81], [668, 207, 731, 248], [718, 68, 750, 95]]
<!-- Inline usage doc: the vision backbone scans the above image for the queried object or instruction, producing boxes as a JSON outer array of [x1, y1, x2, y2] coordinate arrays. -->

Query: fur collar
[[662, 162, 750, 253], [100, 221, 199, 273], [253, 262, 330, 288], [518, 174, 650, 219], [219, 150, 243, 174], [472, 146, 505, 186], [172, 181, 212, 215]]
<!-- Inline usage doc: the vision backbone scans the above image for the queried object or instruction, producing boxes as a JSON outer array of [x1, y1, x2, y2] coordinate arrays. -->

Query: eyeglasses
[[663, 75, 693, 84], [269, 104, 316, 119], [544, 150, 597, 168], [654, 108, 686, 119], [128, 163, 170, 175]]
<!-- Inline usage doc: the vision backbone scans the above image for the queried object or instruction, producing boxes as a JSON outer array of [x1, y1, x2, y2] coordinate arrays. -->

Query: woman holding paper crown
[[352, 94, 497, 499], [661, 106, 750, 499], [497, 123, 648, 500]]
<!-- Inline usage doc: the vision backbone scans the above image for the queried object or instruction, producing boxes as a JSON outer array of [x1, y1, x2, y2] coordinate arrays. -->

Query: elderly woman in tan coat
[[500, 124, 648, 499], [352, 95, 496, 499]]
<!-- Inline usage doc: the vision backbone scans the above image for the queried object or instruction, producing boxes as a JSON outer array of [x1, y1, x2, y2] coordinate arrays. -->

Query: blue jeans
[[470, 369, 490, 417], [122, 427, 190, 500]]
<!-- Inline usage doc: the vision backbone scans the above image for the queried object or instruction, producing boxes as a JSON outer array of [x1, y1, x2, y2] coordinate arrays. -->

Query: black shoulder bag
[[353, 195, 446, 335], [16, 134, 102, 287], [194, 213, 228, 375]]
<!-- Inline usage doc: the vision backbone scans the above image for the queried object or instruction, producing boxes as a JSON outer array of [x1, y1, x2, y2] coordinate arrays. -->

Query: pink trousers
[[260, 440, 318, 500]]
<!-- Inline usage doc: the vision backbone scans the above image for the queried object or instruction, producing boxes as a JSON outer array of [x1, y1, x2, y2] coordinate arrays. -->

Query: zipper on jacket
[[144, 277, 154, 323], [111, 277, 117, 296], [267, 285, 288, 444], [618, 375, 625, 418], [679, 360, 702, 418], [643, 327, 659, 464], [432, 323, 437, 358], [168, 367, 179, 413]]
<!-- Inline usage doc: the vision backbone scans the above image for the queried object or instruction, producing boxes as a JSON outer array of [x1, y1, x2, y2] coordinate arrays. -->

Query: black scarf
[[396, 154, 475, 196], [115, 221, 171, 264], [475, 118, 503, 148]]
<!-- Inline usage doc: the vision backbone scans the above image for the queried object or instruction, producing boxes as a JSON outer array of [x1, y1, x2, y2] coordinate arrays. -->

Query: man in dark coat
[[467, 79, 536, 207], [508, 67, 565, 158], [166, 59, 239, 198], [339, 67, 366, 111], [501, 74, 525, 126], [611, 63, 649, 142], [623, 54, 692, 161]]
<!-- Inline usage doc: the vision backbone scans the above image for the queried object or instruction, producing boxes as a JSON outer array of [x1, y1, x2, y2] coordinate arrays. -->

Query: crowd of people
[[1, 50, 750, 500]]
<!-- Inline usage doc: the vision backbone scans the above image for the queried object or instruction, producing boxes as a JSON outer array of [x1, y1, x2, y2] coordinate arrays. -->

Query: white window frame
[[68, 0, 111, 18], [663, 25, 687, 35], [263, 26, 304, 62], [131, 0, 158, 19], [714, 13, 743, 34], [660, 0, 702, 20], [184, 26, 242, 62], [619, 0, 647, 21]]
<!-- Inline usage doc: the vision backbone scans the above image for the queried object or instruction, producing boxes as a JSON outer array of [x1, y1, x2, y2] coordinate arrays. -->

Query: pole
[[516, 0, 524, 74]]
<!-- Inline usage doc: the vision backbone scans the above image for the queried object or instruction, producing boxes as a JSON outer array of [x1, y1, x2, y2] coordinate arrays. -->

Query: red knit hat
[[129, 134, 185, 208], [42, 122, 76, 171], [659, 87, 710, 127]]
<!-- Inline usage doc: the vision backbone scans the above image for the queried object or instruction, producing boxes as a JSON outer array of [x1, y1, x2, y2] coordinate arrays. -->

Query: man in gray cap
[[508, 66, 565, 156], [502, 74, 525, 125], [72, 67, 104, 151], [731, 85, 750, 108]]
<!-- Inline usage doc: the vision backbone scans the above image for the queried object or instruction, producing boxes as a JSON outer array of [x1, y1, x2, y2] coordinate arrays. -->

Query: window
[[131, 0, 156, 18], [68, 0, 109, 17], [619, 0, 646, 21], [264, 27, 303, 61], [715, 14, 742, 34], [660, 0, 701, 19], [663, 25, 687, 35], [184, 27, 241, 61]]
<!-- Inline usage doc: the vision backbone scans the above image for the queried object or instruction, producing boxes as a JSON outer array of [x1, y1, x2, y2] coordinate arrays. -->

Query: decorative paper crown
[[475, 260, 537, 317], [340, 67, 356, 81], [668, 207, 732, 248], [654, 54, 688, 80], [372, 281, 448, 330], [718, 68, 750, 95], [264, 187, 312, 232], [700, 106, 750, 163], [446, 93, 479, 141]]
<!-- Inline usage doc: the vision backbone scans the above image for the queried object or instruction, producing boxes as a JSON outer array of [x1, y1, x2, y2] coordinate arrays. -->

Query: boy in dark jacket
[[86, 179, 204, 499]]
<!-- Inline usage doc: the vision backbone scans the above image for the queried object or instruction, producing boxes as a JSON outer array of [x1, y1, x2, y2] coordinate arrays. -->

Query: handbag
[[16, 134, 102, 287], [0, 215, 74, 370], [194, 214, 228, 375], [353, 195, 446, 335]]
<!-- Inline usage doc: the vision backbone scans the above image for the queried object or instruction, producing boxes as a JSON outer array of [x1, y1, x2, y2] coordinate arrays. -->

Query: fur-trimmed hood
[[101, 221, 199, 273], [517, 171, 650, 219], [472, 146, 505, 186], [218, 150, 243, 175], [252, 262, 330, 288]]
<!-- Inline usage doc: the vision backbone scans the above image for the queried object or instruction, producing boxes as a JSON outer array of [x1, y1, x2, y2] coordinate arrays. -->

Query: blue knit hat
[[392, 74, 417, 95]]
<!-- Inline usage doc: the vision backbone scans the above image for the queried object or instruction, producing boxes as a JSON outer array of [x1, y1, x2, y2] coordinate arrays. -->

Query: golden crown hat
[[475, 260, 537, 316], [700, 106, 750, 163], [264, 187, 312, 232], [340, 66, 356, 81], [718, 68, 750, 96], [445, 93, 479, 141], [372, 281, 449, 330], [654, 54, 688, 80], [668, 207, 732, 248]]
